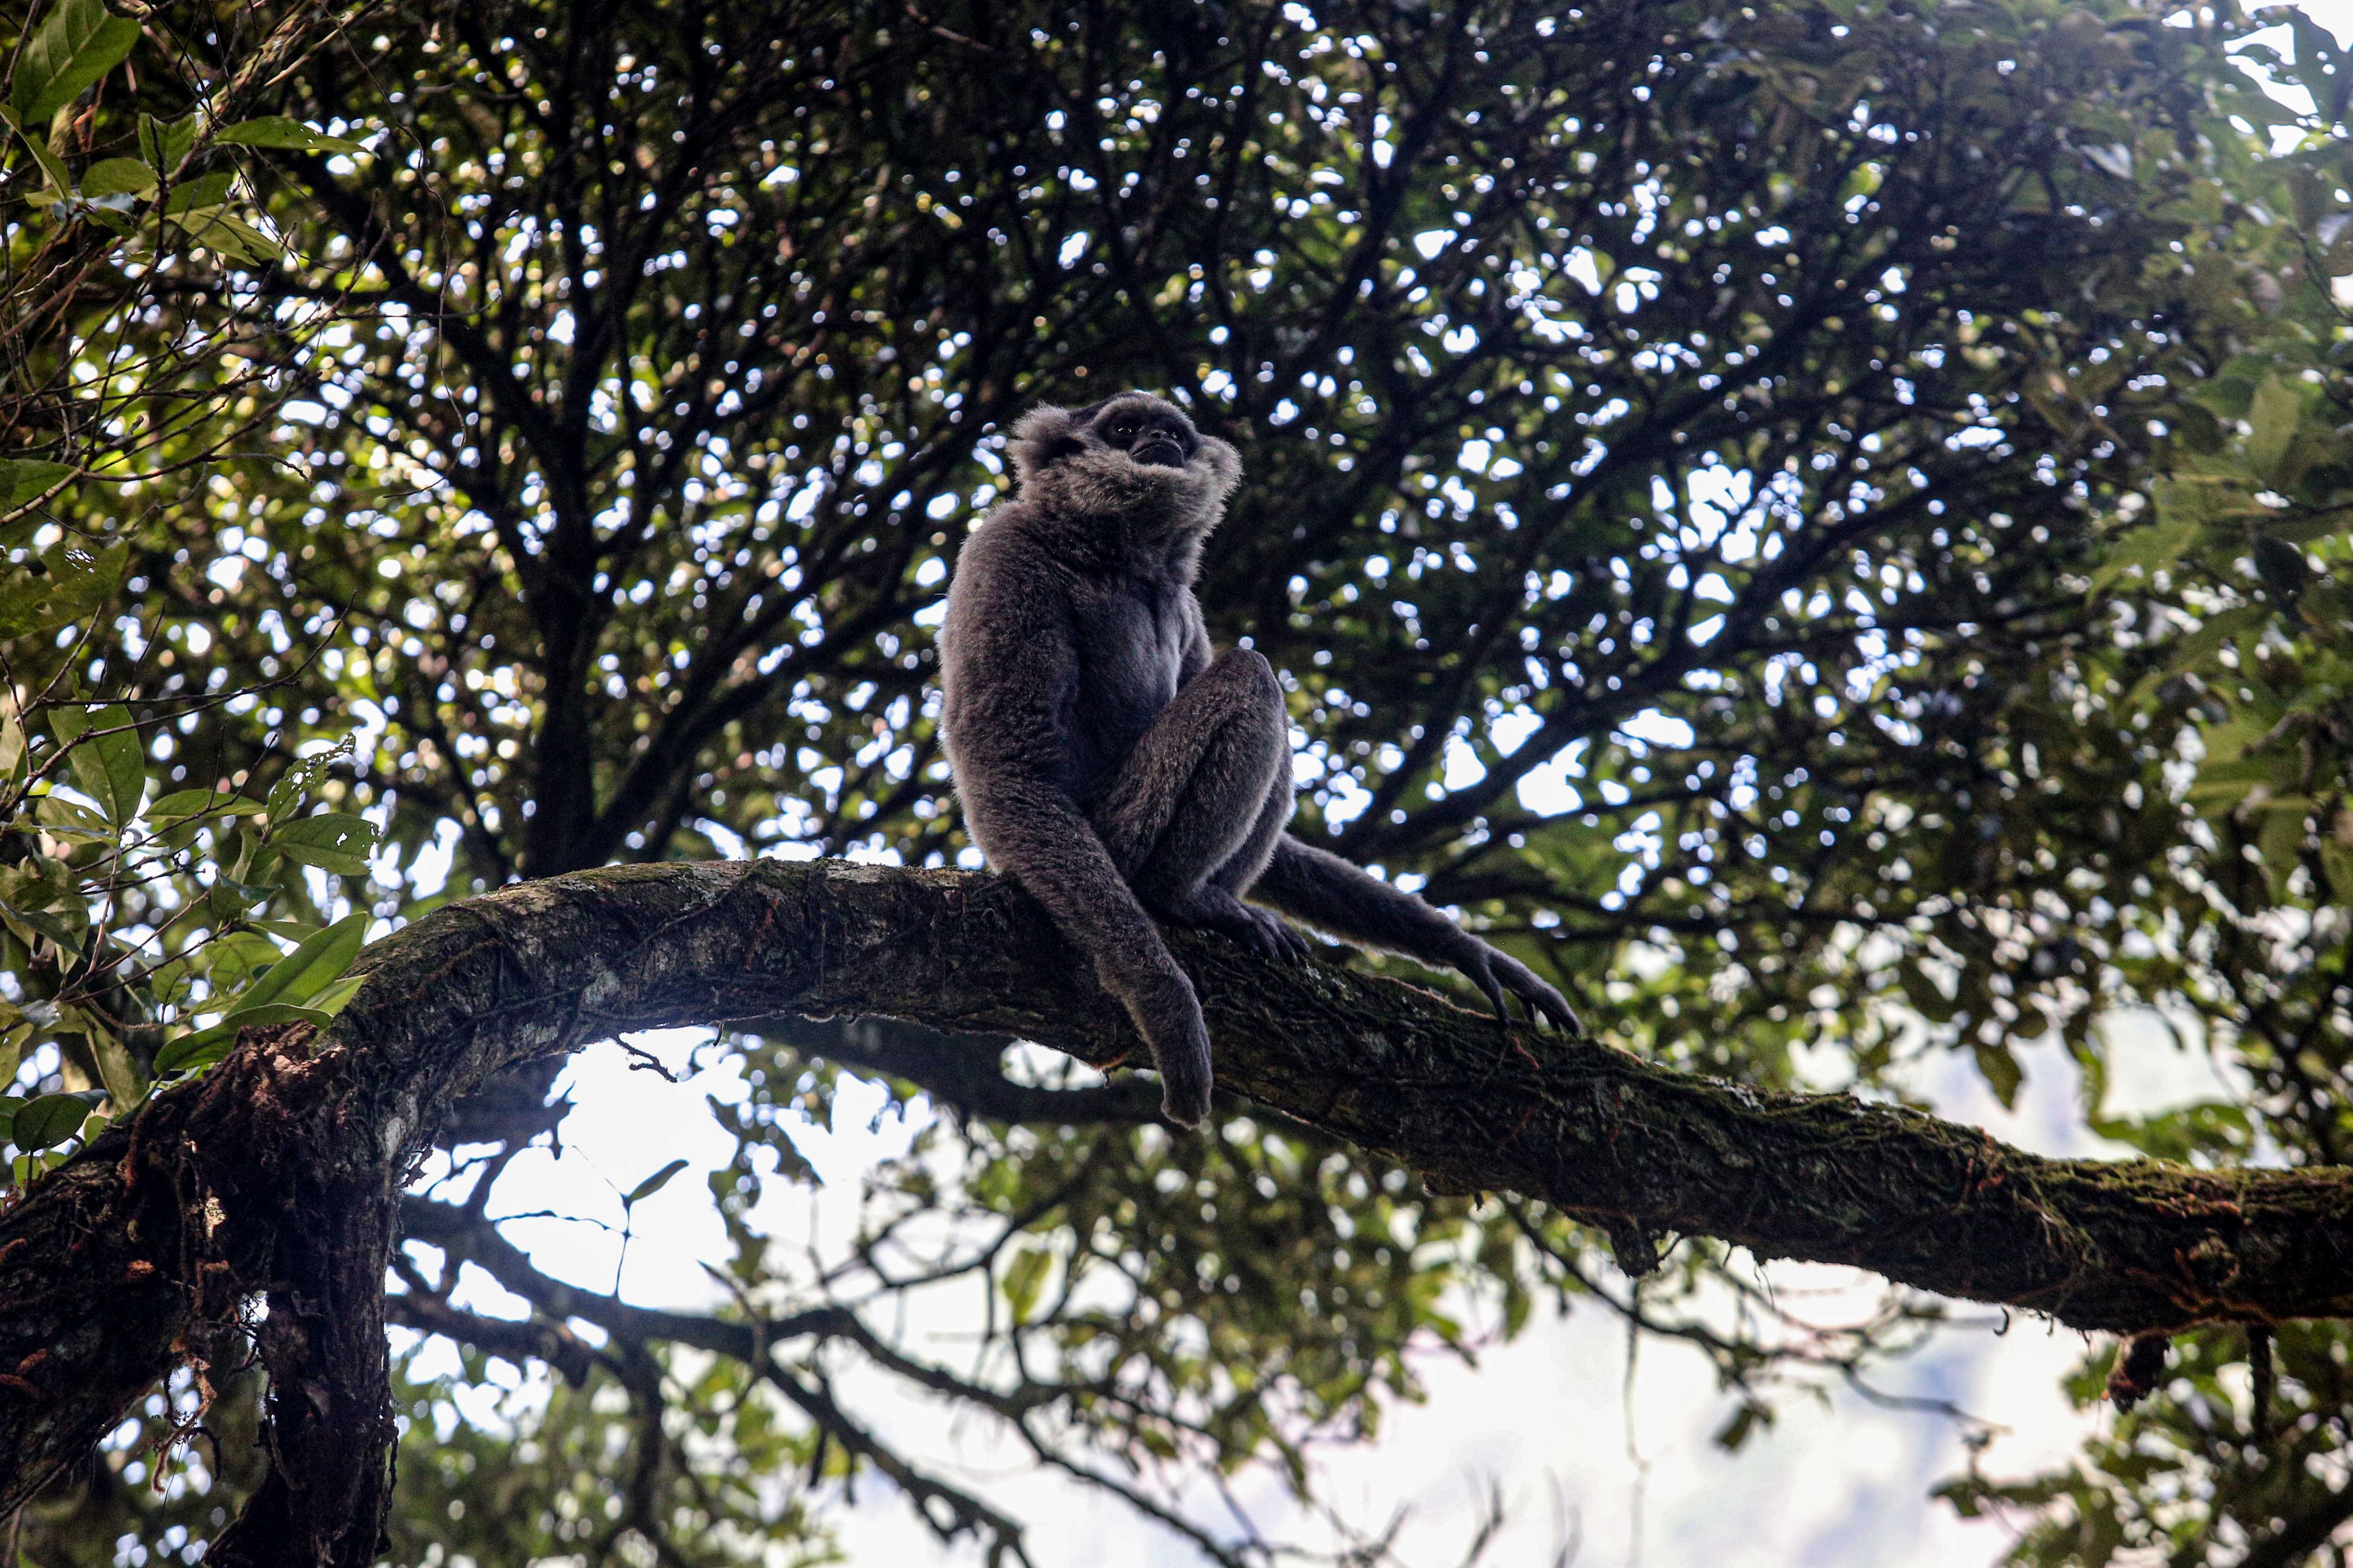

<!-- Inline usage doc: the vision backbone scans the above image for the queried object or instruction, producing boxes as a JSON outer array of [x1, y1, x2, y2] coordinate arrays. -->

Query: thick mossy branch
[[2, 859, 2350, 1546]]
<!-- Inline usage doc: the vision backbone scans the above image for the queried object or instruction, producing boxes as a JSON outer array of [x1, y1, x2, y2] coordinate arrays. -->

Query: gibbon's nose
[[1132, 432, 1186, 468]]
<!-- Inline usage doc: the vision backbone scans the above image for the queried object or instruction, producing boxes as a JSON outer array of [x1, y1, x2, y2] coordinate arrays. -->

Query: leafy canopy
[[6, 0, 2353, 1562]]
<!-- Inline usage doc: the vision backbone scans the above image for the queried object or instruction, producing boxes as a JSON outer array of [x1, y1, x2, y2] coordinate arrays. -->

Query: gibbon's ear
[[1010, 404, 1087, 490], [1194, 429, 1243, 503]]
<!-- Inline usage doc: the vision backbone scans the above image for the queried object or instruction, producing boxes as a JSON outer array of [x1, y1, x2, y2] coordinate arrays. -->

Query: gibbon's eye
[[1109, 419, 1136, 441]]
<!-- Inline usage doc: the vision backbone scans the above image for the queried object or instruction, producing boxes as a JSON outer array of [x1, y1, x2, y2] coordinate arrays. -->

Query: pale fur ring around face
[[1007, 394, 1241, 504]]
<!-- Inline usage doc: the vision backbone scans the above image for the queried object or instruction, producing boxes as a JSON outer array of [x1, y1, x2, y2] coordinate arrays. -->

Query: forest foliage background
[[7, 0, 2353, 1562]]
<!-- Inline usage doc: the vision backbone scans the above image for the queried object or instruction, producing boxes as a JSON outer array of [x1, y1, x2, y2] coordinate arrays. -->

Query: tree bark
[[1, 858, 2348, 1559]]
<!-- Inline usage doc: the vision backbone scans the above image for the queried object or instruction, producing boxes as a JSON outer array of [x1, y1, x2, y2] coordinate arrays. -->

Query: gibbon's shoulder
[[955, 493, 1094, 574]]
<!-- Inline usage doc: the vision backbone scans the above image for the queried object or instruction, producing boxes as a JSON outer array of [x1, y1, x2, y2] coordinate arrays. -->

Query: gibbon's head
[[1006, 391, 1241, 539]]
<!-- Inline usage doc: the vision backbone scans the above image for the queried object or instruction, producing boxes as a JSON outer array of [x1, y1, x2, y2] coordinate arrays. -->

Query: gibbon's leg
[[1093, 649, 1311, 962]]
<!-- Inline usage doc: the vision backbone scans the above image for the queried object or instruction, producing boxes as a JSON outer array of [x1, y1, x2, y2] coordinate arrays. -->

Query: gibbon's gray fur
[[939, 390, 1581, 1126]]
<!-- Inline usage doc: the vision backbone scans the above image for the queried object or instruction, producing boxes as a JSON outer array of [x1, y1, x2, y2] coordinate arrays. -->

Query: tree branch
[[2, 859, 2349, 1559], [748, 1014, 1170, 1124]]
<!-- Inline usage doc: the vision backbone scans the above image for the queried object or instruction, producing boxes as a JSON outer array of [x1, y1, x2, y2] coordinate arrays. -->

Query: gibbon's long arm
[[942, 527, 1215, 1120], [1254, 835, 1583, 1034]]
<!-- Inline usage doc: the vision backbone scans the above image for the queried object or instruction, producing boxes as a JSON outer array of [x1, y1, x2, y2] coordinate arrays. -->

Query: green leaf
[[161, 201, 279, 264], [1896, 961, 1956, 1022], [199, 929, 283, 989], [267, 735, 354, 822], [2321, 841, 2353, 906], [195, 211, 281, 262], [305, 972, 365, 1018], [0, 713, 23, 780], [0, 864, 85, 947], [2260, 801, 2309, 901], [137, 111, 195, 174], [223, 1001, 333, 1030], [1001, 1244, 1053, 1324], [148, 787, 262, 822], [79, 155, 153, 198], [12, 1090, 103, 1152], [2168, 606, 2269, 676], [153, 1003, 331, 1075], [2088, 519, 2197, 596], [0, 539, 126, 636], [32, 788, 112, 843], [2253, 535, 2312, 601], [269, 812, 377, 876], [2247, 374, 2301, 482], [215, 115, 366, 155], [248, 918, 321, 943], [0, 1097, 23, 1147], [56, 704, 144, 824], [624, 1157, 691, 1206], [0, 105, 71, 193], [0, 458, 74, 510], [1972, 1042, 2025, 1109], [204, 872, 275, 924], [11, 0, 141, 125], [0, 905, 77, 947], [87, 1026, 143, 1109], [1714, 1400, 1774, 1452], [151, 1032, 228, 1076], [234, 912, 368, 1013], [162, 171, 234, 213]]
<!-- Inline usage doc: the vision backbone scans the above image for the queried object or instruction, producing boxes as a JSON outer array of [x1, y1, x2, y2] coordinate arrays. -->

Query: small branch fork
[[396, 1196, 1252, 1566], [0, 859, 2347, 1564]]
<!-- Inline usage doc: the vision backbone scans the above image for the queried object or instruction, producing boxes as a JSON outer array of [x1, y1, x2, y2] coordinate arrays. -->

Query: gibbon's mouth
[[1132, 436, 1186, 468]]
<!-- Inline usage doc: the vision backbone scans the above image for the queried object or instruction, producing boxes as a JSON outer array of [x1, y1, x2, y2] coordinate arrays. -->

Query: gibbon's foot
[[1150, 1004, 1215, 1127], [1115, 963, 1215, 1128], [1236, 903, 1313, 965], [1157, 886, 1311, 965], [1456, 942, 1583, 1036]]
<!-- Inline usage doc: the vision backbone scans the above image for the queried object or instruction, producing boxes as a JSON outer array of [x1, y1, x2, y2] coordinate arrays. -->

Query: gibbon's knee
[[1100, 673, 1289, 897], [1098, 652, 1282, 835], [1202, 647, 1283, 718], [1194, 648, 1287, 775]]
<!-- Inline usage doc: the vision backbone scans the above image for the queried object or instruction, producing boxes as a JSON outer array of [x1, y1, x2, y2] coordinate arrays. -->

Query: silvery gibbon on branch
[[938, 390, 1580, 1126]]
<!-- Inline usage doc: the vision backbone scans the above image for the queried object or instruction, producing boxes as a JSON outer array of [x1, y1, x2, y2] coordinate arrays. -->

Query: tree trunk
[[1, 859, 2347, 1559]]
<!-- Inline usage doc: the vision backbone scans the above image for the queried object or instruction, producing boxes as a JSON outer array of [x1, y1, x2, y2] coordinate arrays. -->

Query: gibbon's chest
[[1067, 571, 1191, 741]]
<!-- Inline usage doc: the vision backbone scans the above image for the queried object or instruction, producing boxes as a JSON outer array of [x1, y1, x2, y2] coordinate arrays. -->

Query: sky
[[407, 1010, 2241, 1568]]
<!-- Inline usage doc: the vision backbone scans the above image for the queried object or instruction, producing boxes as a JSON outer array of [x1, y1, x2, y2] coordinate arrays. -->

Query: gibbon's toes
[[1491, 951, 1581, 1036], [1158, 1068, 1212, 1128], [1466, 957, 1510, 1025], [1249, 909, 1311, 965], [1150, 1011, 1215, 1128], [1217, 905, 1308, 966], [1521, 986, 1581, 1035], [1547, 993, 1586, 1037]]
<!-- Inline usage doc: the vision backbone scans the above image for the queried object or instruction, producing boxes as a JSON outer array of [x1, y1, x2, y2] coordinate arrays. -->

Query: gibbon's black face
[[1003, 391, 1241, 531], [1091, 398, 1201, 469]]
